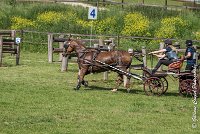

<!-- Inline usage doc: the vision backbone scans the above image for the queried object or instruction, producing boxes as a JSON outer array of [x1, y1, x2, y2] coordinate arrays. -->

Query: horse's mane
[[71, 39, 86, 48]]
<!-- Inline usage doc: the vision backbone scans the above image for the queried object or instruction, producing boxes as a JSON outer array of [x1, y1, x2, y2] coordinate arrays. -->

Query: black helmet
[[164, 39, 172, 45], [186, 40, 193, 47]]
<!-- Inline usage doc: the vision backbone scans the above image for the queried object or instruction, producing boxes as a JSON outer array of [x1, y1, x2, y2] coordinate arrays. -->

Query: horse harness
[[77, 49, 131, 73], [77, 48, 101, 72]]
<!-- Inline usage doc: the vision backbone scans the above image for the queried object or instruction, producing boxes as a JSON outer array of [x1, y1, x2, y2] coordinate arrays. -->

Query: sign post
[[88, 7, 97, 47]]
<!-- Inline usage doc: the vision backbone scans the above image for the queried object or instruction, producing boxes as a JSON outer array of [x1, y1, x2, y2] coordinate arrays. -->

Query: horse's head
[[64, 39, 86, 54], [64, 40, 75, 54]]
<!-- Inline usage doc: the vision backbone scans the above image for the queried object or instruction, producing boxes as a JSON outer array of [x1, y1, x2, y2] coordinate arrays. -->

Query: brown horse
[[64, 39, 133, 92]]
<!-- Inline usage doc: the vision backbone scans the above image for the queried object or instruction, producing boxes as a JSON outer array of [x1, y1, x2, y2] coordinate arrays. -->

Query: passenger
[[148, 39, 178, 74], [184, 40, 196, 72]]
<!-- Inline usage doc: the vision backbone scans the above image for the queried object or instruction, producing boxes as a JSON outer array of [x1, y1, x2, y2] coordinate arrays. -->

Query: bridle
[[64, 41, 73, 55]]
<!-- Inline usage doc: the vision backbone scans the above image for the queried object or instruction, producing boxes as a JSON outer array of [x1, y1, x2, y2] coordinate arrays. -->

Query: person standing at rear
[[184, 40, 196, 72]]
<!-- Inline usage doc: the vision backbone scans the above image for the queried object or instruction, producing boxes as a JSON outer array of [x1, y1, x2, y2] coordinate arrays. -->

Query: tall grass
[[0, 1, 199, 52]]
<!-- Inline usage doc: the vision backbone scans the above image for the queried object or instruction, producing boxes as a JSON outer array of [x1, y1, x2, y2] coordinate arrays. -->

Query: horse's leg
[[111, 74, 124, 92], [124, 76, 131, 93], [76, 75, 81, 90], [75, 68, 87, 90], [112, 67, 131, 92], [82, 80, 88, 87]]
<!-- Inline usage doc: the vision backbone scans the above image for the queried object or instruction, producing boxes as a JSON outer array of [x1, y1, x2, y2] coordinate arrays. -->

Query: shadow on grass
[[71, 79, 186, 97], [84, 85, 147, 95], [161, 92, 180, 97], [0, 63, 16, 67], [82, 84, 183, 97]]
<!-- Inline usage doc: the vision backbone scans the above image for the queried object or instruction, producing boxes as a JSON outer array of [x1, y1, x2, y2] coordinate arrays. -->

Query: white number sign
[[88, 7, 97, 20], [15, 37, 21, 44]]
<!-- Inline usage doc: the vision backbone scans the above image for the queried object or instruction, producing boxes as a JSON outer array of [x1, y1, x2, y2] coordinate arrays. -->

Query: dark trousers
[[185, 64, 194, 72], [152, 59, 174, 74]]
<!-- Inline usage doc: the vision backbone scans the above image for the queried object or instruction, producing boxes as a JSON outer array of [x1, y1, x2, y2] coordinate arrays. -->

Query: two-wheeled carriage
[[142, 55, 200, 97]]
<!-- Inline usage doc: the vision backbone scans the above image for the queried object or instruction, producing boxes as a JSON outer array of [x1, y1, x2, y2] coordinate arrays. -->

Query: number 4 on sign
[[88, 7, 97, 20]]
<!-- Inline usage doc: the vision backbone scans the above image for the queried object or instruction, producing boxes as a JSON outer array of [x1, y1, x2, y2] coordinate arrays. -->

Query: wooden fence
[[16, 30, 200, 72], [0, 30, 20, 66], [15, 0, 200, 10]]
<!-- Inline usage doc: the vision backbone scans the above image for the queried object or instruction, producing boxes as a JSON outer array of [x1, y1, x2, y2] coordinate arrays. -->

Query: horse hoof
[[84, 81, 88, 87], [127, 89, 131, 93], [111, 89, 117, 92], [74, 88, 79, 90], [74, 86, 80, 90]]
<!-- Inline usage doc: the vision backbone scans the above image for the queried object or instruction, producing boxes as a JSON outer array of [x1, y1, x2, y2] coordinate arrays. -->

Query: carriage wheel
[[179, 79, 197, 97], [144, 77, 164, 96], [196, 79, 200, 96], [143, 69, 168, 94], [160, 77, 168, 94]]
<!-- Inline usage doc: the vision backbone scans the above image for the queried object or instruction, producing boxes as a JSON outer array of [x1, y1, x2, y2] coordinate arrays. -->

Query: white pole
[[90, 21, 93, 47]]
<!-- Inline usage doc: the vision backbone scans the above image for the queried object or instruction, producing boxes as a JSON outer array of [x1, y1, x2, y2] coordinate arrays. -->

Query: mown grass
[[0, 52, 199, 134]]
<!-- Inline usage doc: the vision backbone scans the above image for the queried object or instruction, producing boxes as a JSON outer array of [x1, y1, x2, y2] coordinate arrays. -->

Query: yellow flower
[[194, 31, 200, 40], [11, 16, 36, 29], [155, 16, 188, 38], [36, 11, 64, 24], [121, 12, 150, 36]]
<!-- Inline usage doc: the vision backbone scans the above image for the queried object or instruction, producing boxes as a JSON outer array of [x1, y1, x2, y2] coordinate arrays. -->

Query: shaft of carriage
[[96, 60, 165, 96]]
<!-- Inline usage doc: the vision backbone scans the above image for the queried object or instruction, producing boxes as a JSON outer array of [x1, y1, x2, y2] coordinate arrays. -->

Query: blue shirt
[[165, 46, 172, 53], [165, 46, 178, 60], [185, 47, 196, 65]]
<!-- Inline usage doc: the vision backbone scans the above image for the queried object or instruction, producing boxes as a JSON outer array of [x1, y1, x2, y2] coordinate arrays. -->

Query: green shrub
[[194, 31, 200, 40], [95, 17, 117, 35]]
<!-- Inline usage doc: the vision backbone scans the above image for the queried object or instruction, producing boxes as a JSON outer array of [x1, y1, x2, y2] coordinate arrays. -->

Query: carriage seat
[[168, 56, 184, 73]]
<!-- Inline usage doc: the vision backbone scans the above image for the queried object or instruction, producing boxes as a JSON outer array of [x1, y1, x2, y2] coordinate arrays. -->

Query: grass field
[[0, 52, 199, 134]]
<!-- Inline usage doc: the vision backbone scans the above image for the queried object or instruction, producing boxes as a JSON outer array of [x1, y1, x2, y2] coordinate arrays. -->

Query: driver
[[148, 39, 178, 74]]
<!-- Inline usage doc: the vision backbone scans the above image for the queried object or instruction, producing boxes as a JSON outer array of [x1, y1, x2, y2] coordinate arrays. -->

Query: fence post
[[48, 33, 53, 63], [0, 36, 2, 66], [59, 34, 64, 61], [193, 0, 196, 7], [158, 42, 165, 71], [122, 0, 124, 8], [11, 30, 20, 65], [11, 30, 16, 51], [108, 38, 115, 50], [11, 30, 16, 40], [142, 46, 147, 67], [165, 0, 168, 10], [117, 35, 120, 48], [99, 38, 104, 47], [103, 0, 105, 6], [16, 43, 20, 65], [61, 53, 69, 72]]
